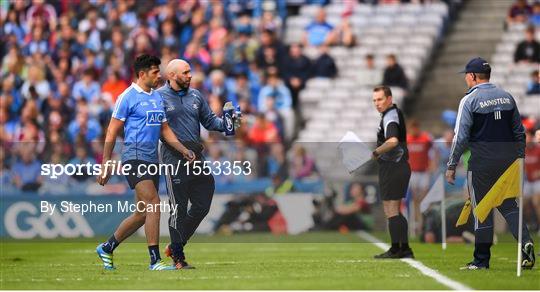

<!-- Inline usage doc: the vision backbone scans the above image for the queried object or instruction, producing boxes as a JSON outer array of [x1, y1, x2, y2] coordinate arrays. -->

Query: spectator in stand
[[20, 65, 50, 102], [69, 144, 97, 183], [26, 0, 57, 32], [361, 54, 383, 86], [322, 182, 371, 231], [12, 145, 42, 192], [67, 109, 102, 144], [303, 7, 335, 47], [257, 10, 283, 37], [291, 145, 318, 180], [257, 68, 294, 140], [282, 43, 312, 110], [527, 70, 540, 94], [311, 45, 338, 78], [248, 113, 280, 146], [72, 68, 101, 103], [507, 0, 533, 26], [266, 143, 288, 178], [101, 71, 129, 104], [334, 17, 357, 48], [524, 129, 540, 232], [406, 118, 434, 235], [255, 29, 287, 72], [78, 7, 106, 52], [514, 26, 540, 63], [230, 73, 254, 107], [264, 95, 286, 141], [529, 2, 540, 26], [382, 54, 408, 90], [23, 22, 50, 57], [207, 69, 231, 106], [3, 9, 26, 45], [159, 19, 180, 52], [184, 41, 211, 70]]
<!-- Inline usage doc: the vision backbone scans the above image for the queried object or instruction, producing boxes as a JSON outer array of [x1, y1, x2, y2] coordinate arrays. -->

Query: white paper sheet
[[338, 131, 373, 173]]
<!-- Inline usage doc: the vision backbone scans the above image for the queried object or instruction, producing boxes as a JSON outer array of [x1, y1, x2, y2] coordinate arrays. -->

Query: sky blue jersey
[[112, 83, 167, 163]]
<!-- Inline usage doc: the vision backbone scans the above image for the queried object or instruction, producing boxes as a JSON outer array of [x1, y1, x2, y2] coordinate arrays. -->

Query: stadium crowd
[[1, 0, 539, 235]]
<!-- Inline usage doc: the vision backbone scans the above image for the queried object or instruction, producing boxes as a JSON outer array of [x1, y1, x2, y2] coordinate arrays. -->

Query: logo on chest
[[146, 110, 164, 126], [192, 103, 199, 110]]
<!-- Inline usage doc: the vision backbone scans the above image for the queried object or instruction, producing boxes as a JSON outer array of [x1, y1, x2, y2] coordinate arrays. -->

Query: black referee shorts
[[378, 160, 411, 201]]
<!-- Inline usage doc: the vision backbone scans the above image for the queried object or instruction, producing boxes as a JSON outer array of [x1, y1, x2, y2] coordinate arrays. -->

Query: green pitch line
[[0, 232, 538, 290]]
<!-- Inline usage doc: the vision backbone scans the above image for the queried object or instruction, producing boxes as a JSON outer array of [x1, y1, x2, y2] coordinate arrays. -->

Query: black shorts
[[378, 160, 411, 201], [123, 160, 160, 190]]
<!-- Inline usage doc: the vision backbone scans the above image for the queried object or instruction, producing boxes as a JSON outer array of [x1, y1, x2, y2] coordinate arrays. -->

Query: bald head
[[166, 59, 192, 90]]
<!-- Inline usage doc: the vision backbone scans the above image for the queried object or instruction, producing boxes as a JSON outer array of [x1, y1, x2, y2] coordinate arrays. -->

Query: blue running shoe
[[96, 243, 115, 270], [149, 260, 176, 271]]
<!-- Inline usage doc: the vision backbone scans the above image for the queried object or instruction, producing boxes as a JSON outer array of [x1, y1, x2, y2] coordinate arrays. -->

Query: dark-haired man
[[371, 85, 414, 259], [96, 54, 195, 271], [446, 57, 535, 270]]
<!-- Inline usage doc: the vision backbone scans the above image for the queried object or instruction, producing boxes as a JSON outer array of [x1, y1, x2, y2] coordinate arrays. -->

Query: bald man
[[157, 59, 234, 269]]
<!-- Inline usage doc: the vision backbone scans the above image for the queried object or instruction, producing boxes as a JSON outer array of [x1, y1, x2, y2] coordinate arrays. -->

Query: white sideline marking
[[357, 231, 472, 291]]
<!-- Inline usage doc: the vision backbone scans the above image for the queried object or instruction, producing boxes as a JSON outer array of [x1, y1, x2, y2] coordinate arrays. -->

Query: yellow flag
[[474, 159, 521, 223], [456, 199, 471, 227]]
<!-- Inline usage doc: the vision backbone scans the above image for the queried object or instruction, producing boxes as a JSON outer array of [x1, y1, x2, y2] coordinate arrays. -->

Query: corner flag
[[474, 159, 521, 223], [420, 174, 444, 213]]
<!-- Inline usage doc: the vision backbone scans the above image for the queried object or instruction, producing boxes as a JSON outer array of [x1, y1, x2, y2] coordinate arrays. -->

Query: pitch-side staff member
[[157, 59, 240, 269], [446, 57, 535, 270]]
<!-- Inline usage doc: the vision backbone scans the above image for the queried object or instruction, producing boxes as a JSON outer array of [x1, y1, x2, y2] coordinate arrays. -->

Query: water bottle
[[223, 102, 235, 136]]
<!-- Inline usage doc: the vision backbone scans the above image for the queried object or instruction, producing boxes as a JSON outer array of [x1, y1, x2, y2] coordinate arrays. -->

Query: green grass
[[1, 232, 539, 290]]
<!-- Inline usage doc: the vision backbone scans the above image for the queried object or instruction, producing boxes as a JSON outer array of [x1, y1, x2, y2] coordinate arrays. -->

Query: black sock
[[388, 216, 400, 252], [148, 245, 161, 265], [398, 214, 410, 250], [102, 235, 119, 254]]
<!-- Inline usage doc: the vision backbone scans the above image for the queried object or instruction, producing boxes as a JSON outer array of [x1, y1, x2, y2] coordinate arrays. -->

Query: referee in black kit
[[371, 85, 414, 259]]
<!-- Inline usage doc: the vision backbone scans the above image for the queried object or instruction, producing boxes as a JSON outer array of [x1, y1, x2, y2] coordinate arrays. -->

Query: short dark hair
[[373, 85, 392, 97], [133, 54, 161, 77], [532, 70, 539, 77], [475, 72, 490, 80]]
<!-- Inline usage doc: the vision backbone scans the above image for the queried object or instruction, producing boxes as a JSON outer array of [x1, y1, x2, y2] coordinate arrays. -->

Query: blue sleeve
[[447, 96, 473, 170], [197, 92, 225, 132], [112, 93, 129, 121], [279, 85, 292, 109]]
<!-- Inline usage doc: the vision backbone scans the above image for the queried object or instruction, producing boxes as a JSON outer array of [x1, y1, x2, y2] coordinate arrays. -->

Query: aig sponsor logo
[[146, 110, 165, 126], [4, 202, 94, 239]]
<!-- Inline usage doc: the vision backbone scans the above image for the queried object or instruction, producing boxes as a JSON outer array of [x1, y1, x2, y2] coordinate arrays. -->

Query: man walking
[[96, 54, 194, 271], [446, 57, 535, 270], [371, 85, 414, 259], [157, 59, 238, 269]]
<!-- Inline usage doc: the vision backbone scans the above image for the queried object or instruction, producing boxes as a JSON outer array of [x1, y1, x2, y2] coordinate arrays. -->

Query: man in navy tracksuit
[[157, 59, 231, 269], [446, 57, 535, 270]]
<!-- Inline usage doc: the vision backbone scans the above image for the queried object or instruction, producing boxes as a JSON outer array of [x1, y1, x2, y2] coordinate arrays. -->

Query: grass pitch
[[1, 232, 539, 290]]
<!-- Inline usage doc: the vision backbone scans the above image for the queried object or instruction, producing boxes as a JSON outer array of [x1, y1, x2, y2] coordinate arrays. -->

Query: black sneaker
[[399, 248, 415, 259], [374, 249, 401, 259], [522, 242, 535, 270], [165, 244, 195, 269], [460, 262, 489, 270], [174, 259, 195, 270]]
